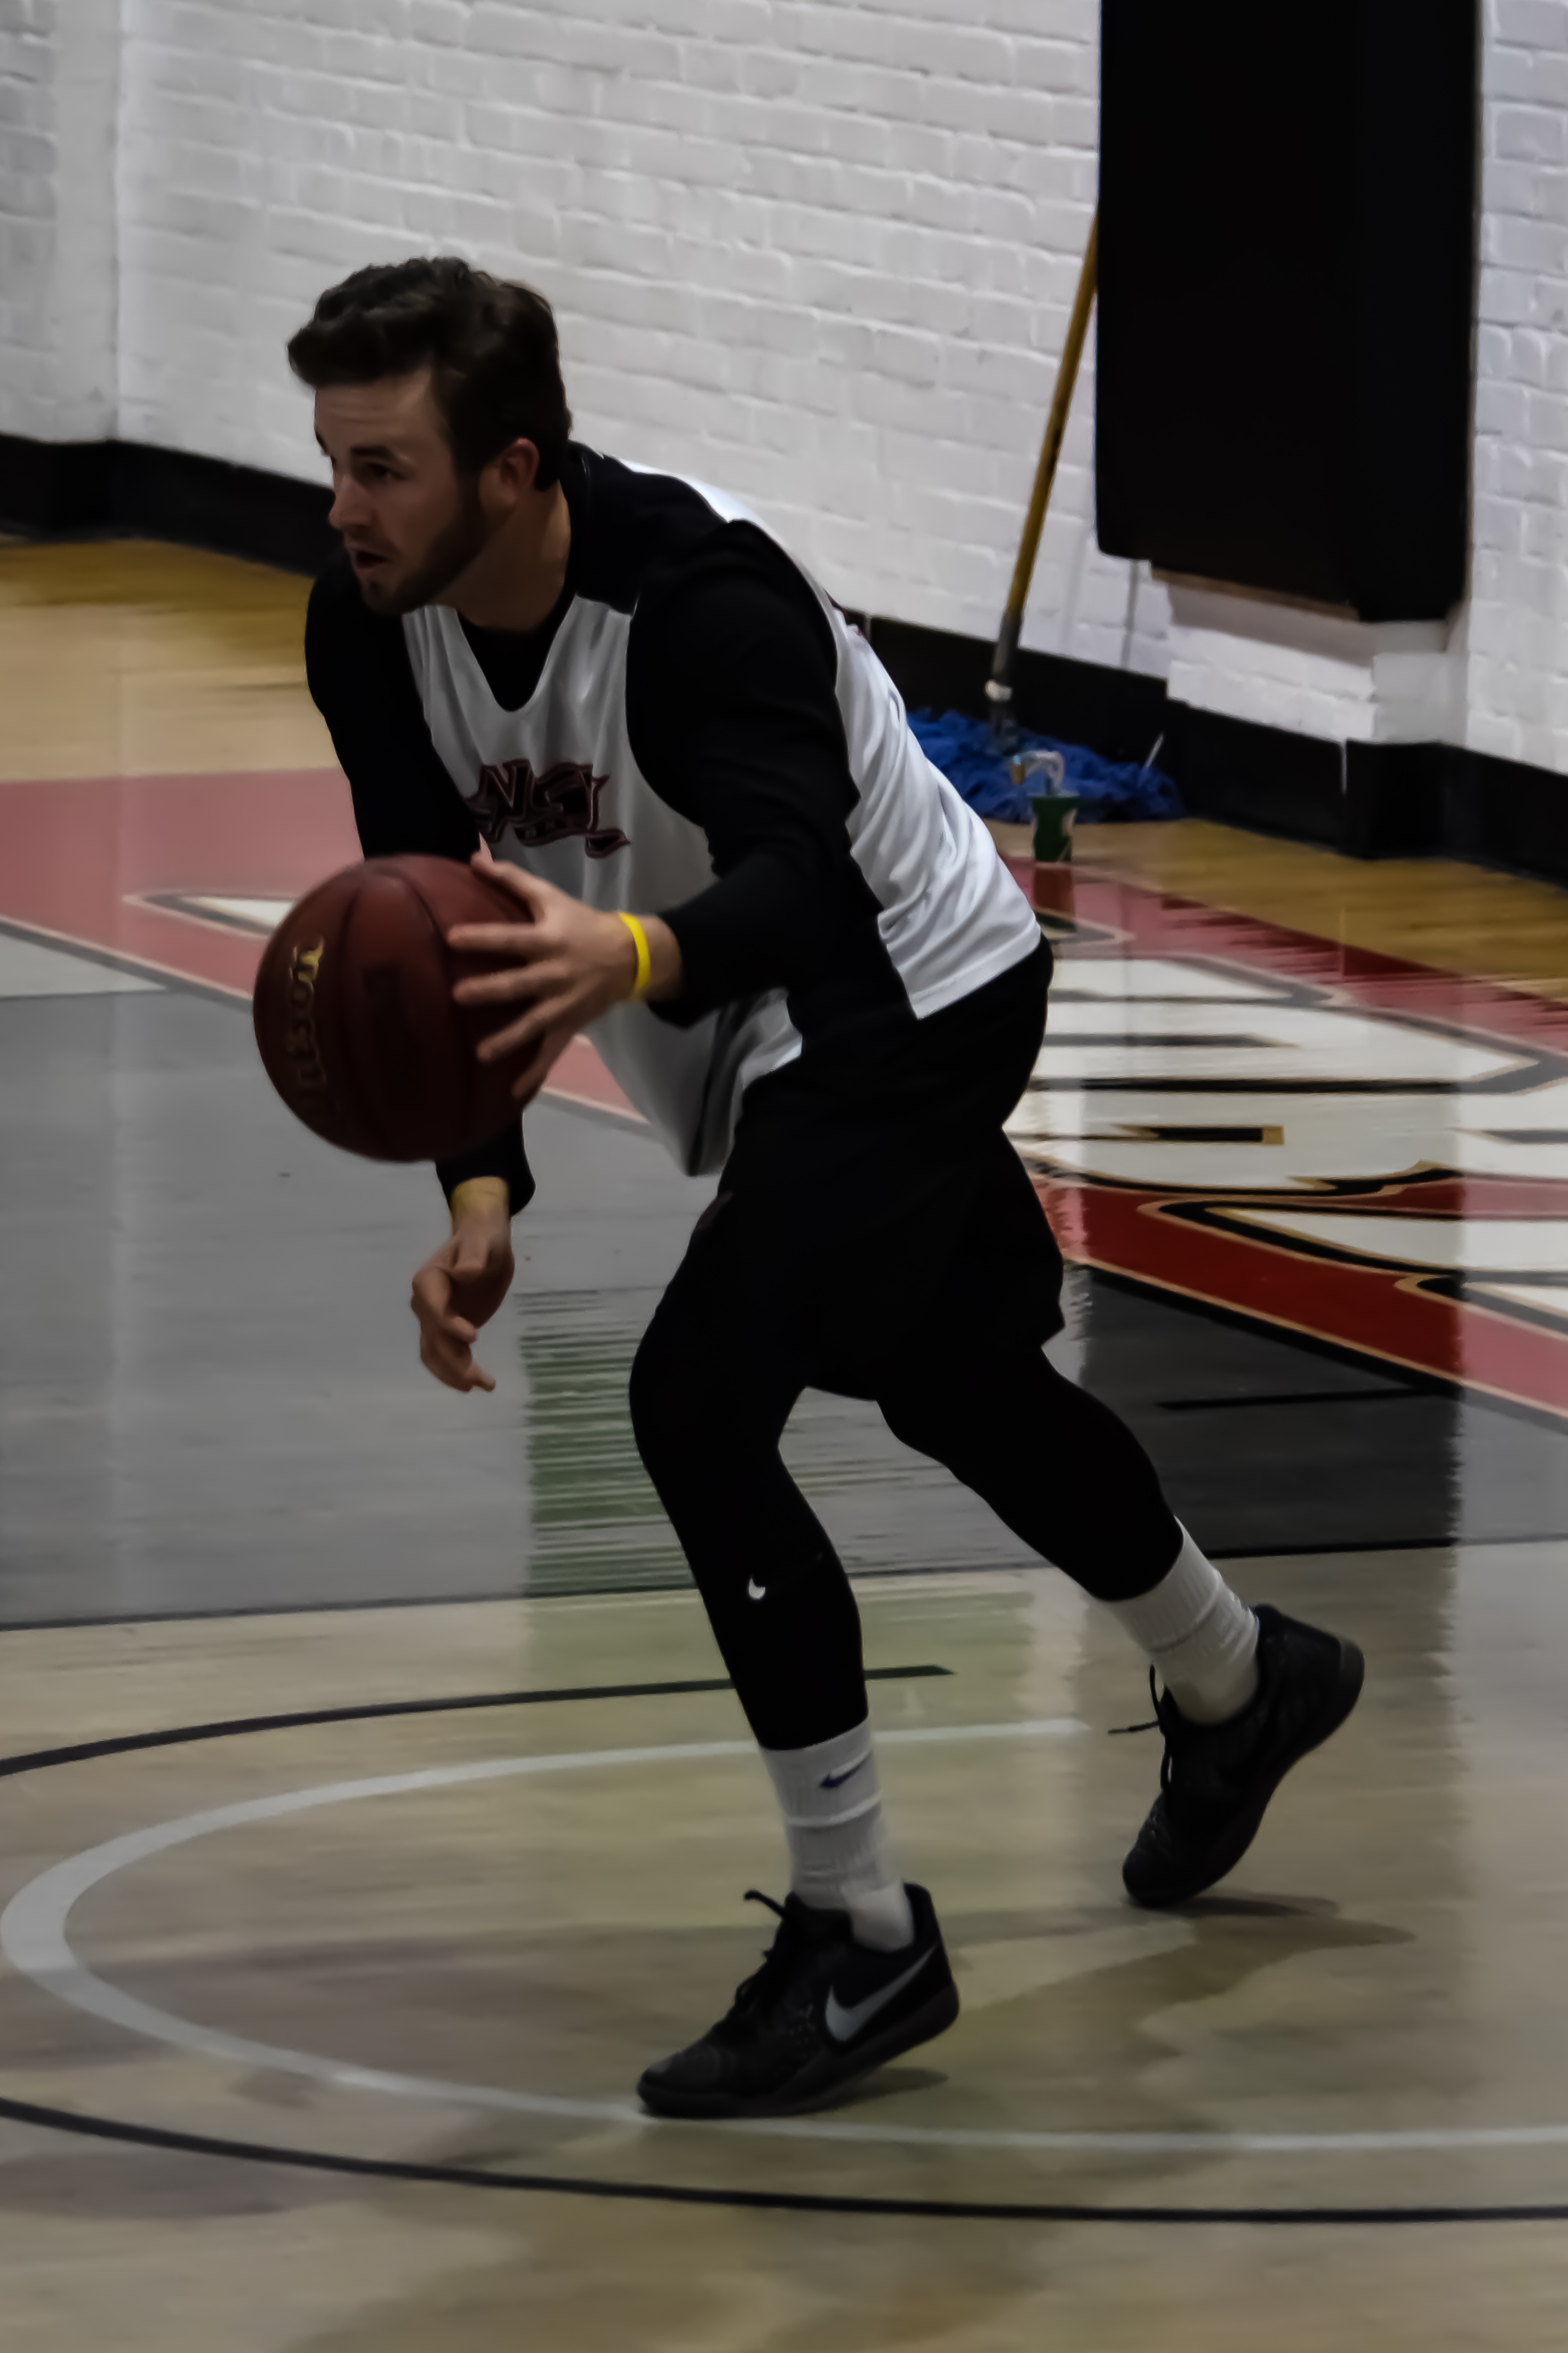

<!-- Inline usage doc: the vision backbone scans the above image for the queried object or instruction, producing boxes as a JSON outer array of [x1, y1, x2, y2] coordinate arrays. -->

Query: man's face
[[314, 370, 490, 616]]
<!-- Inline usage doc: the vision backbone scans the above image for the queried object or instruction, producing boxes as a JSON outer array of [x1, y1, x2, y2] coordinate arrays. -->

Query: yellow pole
[[986, 209, 1099, 734]]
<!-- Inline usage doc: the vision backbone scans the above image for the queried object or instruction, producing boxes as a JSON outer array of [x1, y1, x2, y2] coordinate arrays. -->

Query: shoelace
[[1108, 1665, 1163, 1737], [729, 1889, 795, 2012]]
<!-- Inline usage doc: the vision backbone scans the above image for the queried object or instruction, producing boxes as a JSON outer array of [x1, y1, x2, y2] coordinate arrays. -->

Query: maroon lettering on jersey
[[471, 758, 630, 859]]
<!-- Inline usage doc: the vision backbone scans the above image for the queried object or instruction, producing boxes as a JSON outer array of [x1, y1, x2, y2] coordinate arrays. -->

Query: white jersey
[[400, 451, 1039, 1175]]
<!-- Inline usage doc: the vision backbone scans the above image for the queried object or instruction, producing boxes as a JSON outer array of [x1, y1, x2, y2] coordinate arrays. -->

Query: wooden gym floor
[[1, 540, 1568, 2346]]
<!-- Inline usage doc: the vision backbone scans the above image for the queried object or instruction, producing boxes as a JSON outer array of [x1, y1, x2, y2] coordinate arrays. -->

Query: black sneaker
[[637, 1884, 959, 2119], [1122, 1604, 1364, 1909]]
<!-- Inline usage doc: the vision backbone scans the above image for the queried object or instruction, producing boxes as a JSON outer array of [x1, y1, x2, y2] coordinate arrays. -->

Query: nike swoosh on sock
[[819, 1754, 871, 1790]]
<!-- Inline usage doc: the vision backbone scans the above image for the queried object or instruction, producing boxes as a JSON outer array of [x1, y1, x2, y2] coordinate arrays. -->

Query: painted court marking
[[4, 1720, 1560, 2162]]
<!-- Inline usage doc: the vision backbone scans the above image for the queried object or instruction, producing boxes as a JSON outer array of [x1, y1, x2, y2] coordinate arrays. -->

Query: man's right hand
[[410, 1177, 516, 1393]]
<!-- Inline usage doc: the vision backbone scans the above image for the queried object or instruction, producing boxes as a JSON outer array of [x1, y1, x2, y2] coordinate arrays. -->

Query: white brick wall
[[109, 0, 1164, 676], [1466, 0, 1568, 769], [1165, 588, 1460, 749], [0, 0, 119, 441], [4, 0, 1568, 776]]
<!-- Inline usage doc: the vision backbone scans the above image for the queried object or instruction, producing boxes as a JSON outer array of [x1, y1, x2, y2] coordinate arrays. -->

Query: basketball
[[252, 854, 535, 1162]]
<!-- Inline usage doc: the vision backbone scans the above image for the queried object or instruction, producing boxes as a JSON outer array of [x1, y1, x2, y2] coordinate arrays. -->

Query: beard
[[354, 480, 493, 616]]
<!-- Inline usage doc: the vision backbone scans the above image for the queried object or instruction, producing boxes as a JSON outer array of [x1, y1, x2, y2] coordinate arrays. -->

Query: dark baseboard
[[0, 431, 335, 573], [1161, 708, 1454, 860], [1345, 740, 1449, 858], [1161, 702, 1347, 849], [1442, 743, 1568, 887], [1166, 705, 1568, 887], [3, 430, 1565, 896], [0, 436, 115, 534]]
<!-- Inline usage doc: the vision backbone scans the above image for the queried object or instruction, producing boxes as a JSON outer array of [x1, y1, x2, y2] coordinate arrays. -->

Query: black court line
[[1, 2096, 1564, 2228], [0, 1665, 948, 1781], [3, 1683, 1565, 2227]]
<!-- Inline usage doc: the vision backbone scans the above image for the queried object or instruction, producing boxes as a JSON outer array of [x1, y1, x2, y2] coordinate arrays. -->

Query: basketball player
[[291, 259, 1363, 2120]]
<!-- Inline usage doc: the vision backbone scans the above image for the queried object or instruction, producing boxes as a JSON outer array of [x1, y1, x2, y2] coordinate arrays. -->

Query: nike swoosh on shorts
[[823, 1946, 935, 2045]]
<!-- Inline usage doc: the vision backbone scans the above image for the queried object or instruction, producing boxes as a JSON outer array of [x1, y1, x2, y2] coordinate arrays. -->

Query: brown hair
[[288, 258, 573, 485]]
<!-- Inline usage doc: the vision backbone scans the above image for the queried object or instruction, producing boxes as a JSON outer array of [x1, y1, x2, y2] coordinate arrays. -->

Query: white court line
[[3, 1720, 1556, 2160], [0, 931, 161, 999]]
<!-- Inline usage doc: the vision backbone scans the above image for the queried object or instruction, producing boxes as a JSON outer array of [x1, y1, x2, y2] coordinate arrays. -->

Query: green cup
[[1031, 794, 1079, 864]]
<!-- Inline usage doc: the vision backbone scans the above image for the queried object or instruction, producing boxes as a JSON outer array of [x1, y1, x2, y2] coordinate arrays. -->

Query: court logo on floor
[[1013, 878, 1568, 1420]]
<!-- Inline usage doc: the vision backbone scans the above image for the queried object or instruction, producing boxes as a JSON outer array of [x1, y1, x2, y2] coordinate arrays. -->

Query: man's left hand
[[448, 857, 682, 1101]]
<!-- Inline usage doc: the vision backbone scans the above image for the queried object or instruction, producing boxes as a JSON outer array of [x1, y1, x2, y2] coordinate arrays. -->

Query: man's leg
[[629, 1238, 911, 1950], [877, 1345, 1261, 1722], [873, 1148, 1362, 1907], [628, 1192, 960, 2117]]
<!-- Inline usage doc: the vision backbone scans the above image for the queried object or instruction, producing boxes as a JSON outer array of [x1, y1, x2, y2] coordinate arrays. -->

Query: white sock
[[760, 1720, 915, 1951], [1108, 1525, 1260, 1725]]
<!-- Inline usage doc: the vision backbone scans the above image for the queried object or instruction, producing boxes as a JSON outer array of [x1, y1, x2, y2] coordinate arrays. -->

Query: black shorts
[[673, 939, 1063, 1401]]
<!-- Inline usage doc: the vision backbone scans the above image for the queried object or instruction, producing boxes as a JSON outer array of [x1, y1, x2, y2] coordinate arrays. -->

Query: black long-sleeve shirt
[[305, 447, 1044, 1207]]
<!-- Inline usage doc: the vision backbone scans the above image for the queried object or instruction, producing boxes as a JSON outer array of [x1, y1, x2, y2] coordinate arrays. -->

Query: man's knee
[[629, 1315, 772, 1478], [628, 1321, 709, 1476], [877, 1367, 973, 1466]]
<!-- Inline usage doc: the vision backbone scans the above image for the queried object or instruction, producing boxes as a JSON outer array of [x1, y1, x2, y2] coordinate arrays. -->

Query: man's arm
[[409, 1174, 516, 1395], [624, 522, 880, 1022], [305, 557, 534, 1219], [305, 556, 480, 862]]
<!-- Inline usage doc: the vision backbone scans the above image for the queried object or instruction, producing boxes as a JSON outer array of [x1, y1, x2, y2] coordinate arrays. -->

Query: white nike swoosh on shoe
[[747, 1579, 766, 1601], [823, 1944, 935, 2044]]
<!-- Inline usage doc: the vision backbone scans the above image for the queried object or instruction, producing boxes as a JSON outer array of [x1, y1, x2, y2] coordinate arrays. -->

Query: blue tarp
[[907, 708, 1182, 824]]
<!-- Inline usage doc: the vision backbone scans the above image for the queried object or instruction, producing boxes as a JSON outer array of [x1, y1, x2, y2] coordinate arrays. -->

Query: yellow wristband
[[616, 911, 652, 999]]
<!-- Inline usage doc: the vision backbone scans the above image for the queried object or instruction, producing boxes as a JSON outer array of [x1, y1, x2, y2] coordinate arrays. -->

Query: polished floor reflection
[[2, 541, 1568, 2344]]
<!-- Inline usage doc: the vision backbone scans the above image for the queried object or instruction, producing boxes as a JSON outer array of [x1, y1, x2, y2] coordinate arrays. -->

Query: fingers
[[452, 955, 572, 1009], [410, 1257, 453, 1318], [419, 1323, 496, 1393], [447, 920, 545, 962], [475, 998, 571, 1064], [469, 856, 550, 915], [411, 1260, 496, 1393], [416, 1315, 496, 1393]]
